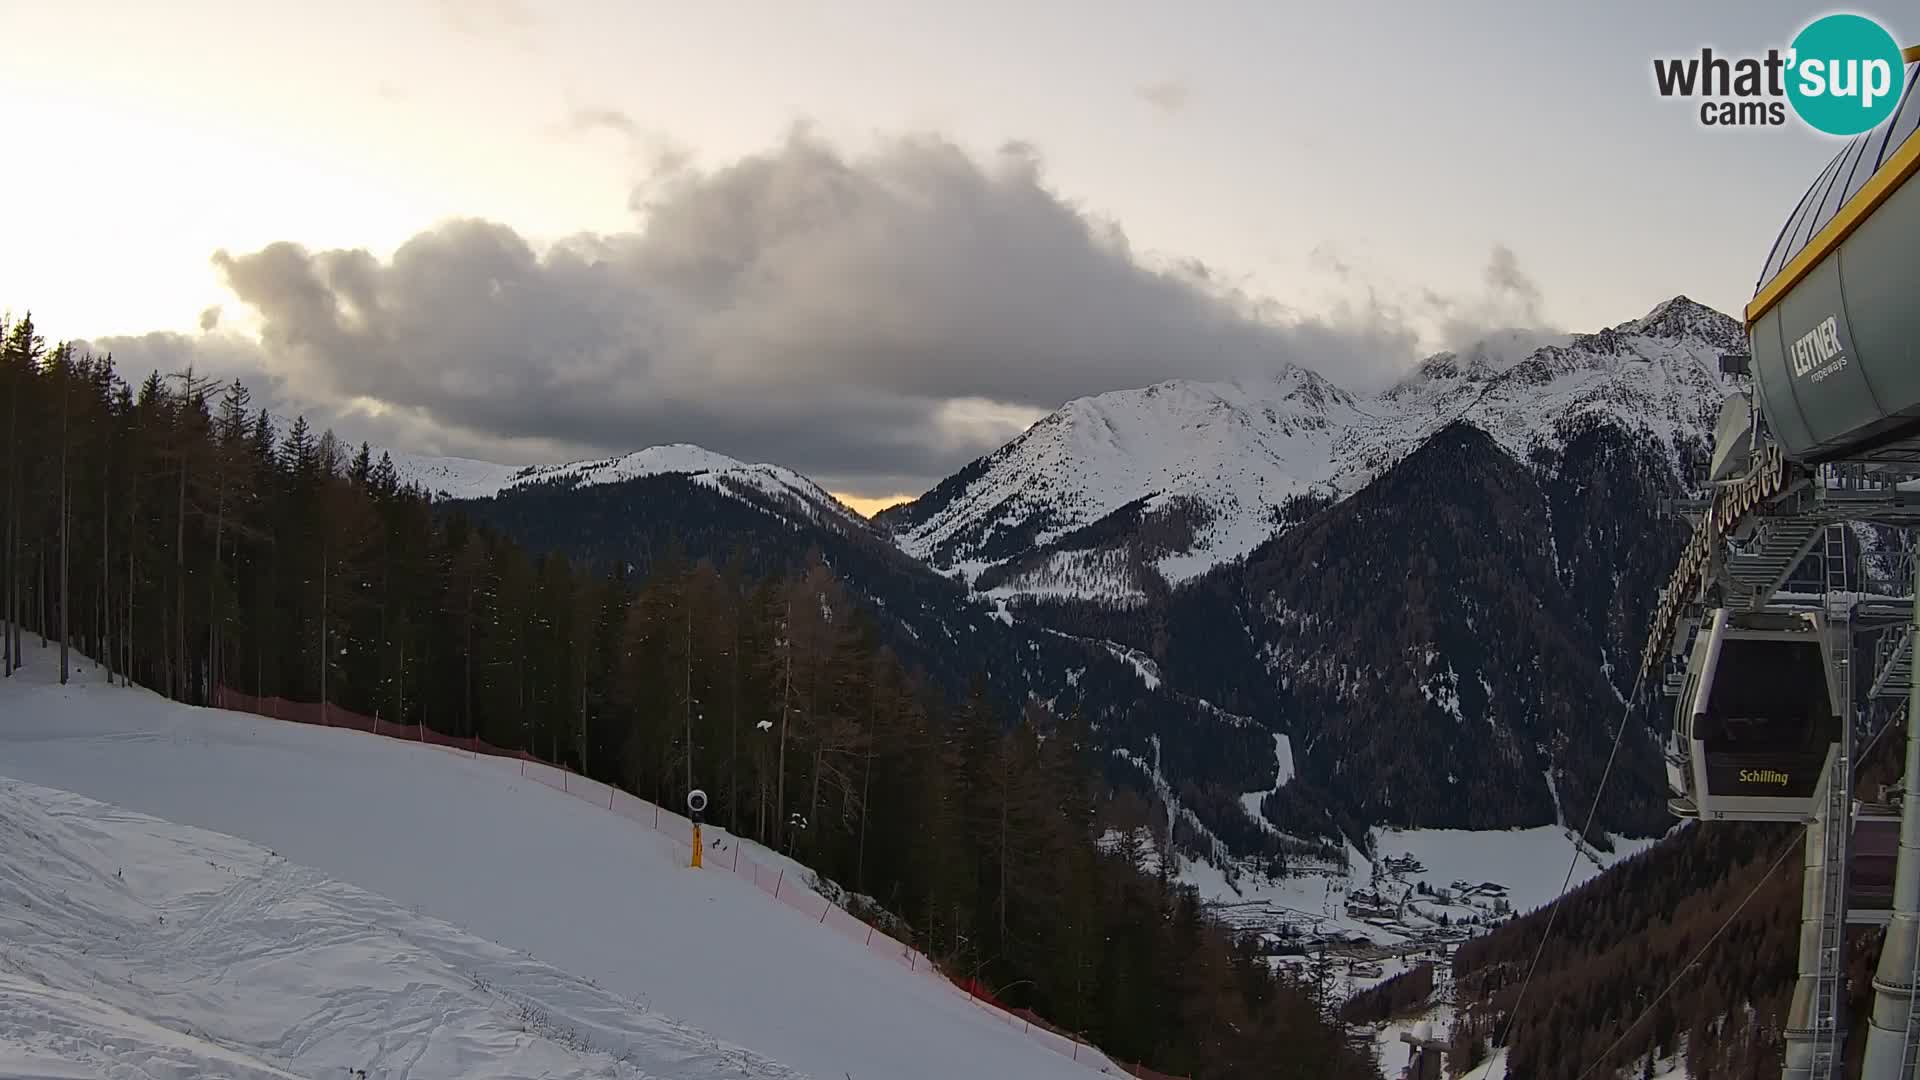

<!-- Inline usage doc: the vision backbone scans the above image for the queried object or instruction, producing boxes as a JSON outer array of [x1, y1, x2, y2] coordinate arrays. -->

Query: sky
[[2, 0, 1907, 511]]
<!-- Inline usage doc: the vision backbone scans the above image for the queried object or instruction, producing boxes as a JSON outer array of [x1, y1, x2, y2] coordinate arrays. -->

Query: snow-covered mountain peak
[[888, 299, 1743, 599], [1263, 362, 1357, 413], [386, 442, 862, 528], [393, 296, 1745, 606], [1618, 294, 1743, 351], [1386, 328, 1575, 398], [510, 443, 797, 493], [884, 370, 1373, 593]]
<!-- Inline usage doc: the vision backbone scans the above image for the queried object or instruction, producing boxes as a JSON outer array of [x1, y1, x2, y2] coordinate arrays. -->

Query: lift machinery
[[1644, 53, 1920, 1080]]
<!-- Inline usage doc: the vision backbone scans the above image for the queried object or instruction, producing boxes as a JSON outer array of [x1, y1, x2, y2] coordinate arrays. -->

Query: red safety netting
[[210, 686, 1182, 1078]]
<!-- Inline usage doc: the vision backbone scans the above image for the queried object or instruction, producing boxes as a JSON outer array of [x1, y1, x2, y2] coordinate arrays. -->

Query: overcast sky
[[3, 1, 1905, 509]]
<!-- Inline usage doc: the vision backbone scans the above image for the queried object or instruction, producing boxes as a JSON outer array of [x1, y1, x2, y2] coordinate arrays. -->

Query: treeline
[[439, 408, 1330, 884], [1340, 963, 1435, 1025], [0, 312, 1376, 1079], [1448, 822, 1802, 1077], [1447, 703, 1910, 1078], [1158, 422, 1669, 840]]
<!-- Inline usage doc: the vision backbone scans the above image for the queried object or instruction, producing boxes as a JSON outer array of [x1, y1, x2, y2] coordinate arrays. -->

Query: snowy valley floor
[[0, 655, 1114, 1080]]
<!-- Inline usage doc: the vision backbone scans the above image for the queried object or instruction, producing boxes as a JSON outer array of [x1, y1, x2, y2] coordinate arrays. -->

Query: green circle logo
[[1787, 14, 1907, 136]]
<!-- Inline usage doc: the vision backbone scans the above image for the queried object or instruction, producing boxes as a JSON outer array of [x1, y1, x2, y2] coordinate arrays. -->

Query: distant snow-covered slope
[[880, 297, 1740, 598], [379, 449, 531, 500], [884, 364, 1364, 591], [387, 442, 865, 528]]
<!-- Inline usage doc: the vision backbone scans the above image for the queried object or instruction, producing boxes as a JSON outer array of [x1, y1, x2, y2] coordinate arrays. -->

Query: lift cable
[[1571, 825, 1807, 1080], [1378, 368, 1620, 1052], [1563, 694, 1908, 1079], [1506, 553, 1908, 1060], [1496, 660, 1652, 1050]]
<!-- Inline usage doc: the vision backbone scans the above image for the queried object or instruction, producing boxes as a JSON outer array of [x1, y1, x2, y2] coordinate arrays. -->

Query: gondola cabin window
[[1699, 635, 1838, 801]]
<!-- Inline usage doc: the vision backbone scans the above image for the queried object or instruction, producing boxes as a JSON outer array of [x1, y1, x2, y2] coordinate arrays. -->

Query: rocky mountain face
[[879, 297, 1737, 608], [879, 297, 1736, 845], [1159, 420, 1691, 838], [877, 364, 1368, 602], [391, 296, 1743, 865]]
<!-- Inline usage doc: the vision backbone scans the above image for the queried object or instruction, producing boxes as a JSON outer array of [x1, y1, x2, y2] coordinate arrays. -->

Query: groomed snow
[[1270, 734, 1295, 788], [1238, 733, 1294, 835], [0, 778, 803, 1080], [0, 656, 1119, 1080]]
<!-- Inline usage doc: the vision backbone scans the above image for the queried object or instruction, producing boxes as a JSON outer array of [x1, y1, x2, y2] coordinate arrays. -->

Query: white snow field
[[1181, 823, 1656, 952], [0, 656, 1121, 1080], [0, 777, 803, 1080], [1368, 826, 1660, 918]]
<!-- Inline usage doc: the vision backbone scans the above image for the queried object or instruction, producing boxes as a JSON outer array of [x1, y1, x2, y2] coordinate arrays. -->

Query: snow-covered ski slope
[[0, 777, 804, 1080], [0, 657, 1120, 1080]]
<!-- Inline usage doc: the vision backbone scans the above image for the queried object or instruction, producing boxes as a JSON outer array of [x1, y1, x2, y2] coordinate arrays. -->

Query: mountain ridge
[[369, 295, 1739, 866], [378, 295, 1737, 607], [879, 295, 1740, 604]]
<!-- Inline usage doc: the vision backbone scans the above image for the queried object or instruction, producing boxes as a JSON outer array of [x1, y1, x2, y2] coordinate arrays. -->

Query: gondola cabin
[[1667, 608, 1842, 822]]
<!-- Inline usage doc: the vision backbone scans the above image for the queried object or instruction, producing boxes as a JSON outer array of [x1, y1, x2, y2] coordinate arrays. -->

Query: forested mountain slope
[[1153, 419, 1689, 838], [399, 301, 1738, 858], [1444, 704, 1911, 1079]]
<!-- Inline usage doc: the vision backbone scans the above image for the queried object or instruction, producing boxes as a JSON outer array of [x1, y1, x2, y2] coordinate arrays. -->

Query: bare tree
[[55, 345, 70, 683]]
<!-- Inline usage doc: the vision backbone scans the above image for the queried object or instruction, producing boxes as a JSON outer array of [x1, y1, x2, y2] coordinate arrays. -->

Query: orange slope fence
[[208, 687, 1187, 1080]]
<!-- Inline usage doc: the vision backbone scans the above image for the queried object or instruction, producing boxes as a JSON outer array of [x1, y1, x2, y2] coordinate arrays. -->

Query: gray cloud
[[1482, 243, 1543, 322], [1136, 80, 1191, 114], [1420, 244, 1556, 352], [102, 130, 1448, 497], [198, 306, 222, 332]]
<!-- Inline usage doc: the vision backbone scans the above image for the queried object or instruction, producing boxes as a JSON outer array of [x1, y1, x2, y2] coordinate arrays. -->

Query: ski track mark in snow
[[1097, 640, 1162, 690], [0, 659, 1117, 1080], [1238, 733, 1294, 835], [0, 778, 805, 1080]]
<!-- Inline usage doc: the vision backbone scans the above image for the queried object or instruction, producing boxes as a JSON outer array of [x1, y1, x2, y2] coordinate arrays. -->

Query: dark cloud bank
[[97, 129, 1546, 497]]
